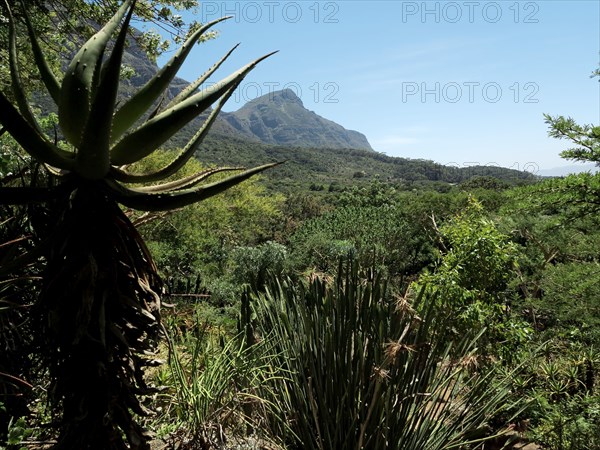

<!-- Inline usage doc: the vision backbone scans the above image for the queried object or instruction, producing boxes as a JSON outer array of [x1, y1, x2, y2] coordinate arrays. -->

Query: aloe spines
[[110, 15, 232, 143], [58, 0, 135, 148], [77, 1, 135, 179]]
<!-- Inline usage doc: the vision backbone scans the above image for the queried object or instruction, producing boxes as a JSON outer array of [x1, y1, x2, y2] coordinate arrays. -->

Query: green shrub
[[289, 205, 433, 279], [230, 241, 289, 289], [245, 260, 523, 449]]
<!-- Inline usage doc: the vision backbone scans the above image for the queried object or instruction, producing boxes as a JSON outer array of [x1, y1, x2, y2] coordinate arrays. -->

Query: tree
[[524, 107, 600, 217], [0, 1, 276, 448], [545, 114, 600, 164], [133, 150, 284, 280], [414, 197, 526, 358]]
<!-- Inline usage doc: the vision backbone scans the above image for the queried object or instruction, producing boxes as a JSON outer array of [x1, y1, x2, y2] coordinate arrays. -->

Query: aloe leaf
[[146, 95, 166, 122], [75, 2, 134, 180], [111, 82, 240, 183], [110, 16, 231, 143], [44, 164, 70, 177], [3, 5, 21, 89], [58, 0, 134, 147], [108, 162, 281, 211], [134, 167, 244, 193], [5, 1, 41, 131], [163, 43, 240, 110], [23, 7, 60, 103], [0, 92, 74, 171], [110, 52, 276, 166]]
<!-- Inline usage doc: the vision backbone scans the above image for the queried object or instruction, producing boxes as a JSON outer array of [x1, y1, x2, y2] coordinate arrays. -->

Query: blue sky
[[157, 1, 600, 172]]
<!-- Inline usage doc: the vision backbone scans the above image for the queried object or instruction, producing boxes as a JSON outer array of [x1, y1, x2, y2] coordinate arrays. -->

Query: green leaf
[[109, 52, 277, 166], [108, 162, 281, 211], [133, 167, 244, 193], [111, 81, 240, 183], [163, 43, 240, 110], [75, 2, 135, 179], [110, 16, 231, 143], [6, 2, 38, 130], [58, 0, 134, 147], [0, 92, 74, 170], [23, 6, 61, 103]]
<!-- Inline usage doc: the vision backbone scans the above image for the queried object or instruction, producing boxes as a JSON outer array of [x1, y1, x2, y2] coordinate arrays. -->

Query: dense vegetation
[[139, 152, 600, 449], [191, 133, 538, 194], [6, 140, 598, 448], [0, 2, 599, 449]]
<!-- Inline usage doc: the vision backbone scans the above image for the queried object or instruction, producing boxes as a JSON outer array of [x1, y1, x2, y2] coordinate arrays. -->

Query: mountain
[[117, 34, 372, 151], [33, 29, 536, 189], [33, 31, 373, 151], [213, 89, 373, 151]]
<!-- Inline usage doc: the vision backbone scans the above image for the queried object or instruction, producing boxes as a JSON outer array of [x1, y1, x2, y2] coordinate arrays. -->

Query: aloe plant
[[0, 1, 276, 448]]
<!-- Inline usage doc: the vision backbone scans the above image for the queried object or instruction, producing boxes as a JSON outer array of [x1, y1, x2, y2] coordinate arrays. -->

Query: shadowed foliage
[[0, 0, 276, 447]]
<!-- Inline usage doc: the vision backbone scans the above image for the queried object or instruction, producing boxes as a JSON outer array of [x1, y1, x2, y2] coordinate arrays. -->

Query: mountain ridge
[[115, 42, 536, 185], [214, 89, 373, 150], [195, 133, 538, 192], [118, 33, 373, 151], [32, 28, 537, 187]]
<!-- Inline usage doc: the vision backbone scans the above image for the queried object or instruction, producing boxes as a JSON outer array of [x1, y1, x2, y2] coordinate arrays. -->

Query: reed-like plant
[[154, 318, 286, 448], [0, 1, 276, 447], [247, 260, 523, 449]]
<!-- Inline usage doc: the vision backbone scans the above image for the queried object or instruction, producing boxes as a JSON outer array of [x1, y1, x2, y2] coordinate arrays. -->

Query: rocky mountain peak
[[264, 88, 304, 106], [217, 89, 373, 151]]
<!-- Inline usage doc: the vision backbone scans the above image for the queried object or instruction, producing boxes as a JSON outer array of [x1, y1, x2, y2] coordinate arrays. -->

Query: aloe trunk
[[40, 186, 162, 448]]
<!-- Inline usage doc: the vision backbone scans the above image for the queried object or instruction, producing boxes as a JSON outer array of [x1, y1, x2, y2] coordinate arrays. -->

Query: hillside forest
[[0, 2, 599, 449]]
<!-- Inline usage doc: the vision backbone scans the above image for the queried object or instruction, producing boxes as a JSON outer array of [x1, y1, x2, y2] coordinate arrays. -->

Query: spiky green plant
[[247, 261, 524, 449], [0, 1, 276, 448], [157, 319, 285, 447]]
